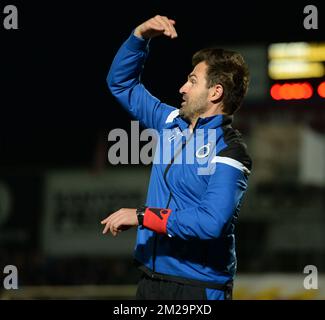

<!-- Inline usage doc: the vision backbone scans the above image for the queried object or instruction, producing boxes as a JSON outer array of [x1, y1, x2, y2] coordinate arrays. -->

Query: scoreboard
[[268, 42, 325, 101]]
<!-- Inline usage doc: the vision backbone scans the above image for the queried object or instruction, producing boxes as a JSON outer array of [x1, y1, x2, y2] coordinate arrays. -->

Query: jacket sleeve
[[143, 159, 250, 240], [107, 32, 177, 131]]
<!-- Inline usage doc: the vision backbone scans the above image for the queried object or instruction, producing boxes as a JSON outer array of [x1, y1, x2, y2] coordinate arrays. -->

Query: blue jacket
[[107, 32, 252, 288]]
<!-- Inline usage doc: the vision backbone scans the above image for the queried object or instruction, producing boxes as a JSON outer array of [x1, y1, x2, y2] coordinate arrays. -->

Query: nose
[[179, 83, 187, 95]]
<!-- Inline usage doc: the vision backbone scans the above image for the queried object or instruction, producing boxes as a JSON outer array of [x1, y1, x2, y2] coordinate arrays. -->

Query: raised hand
[[134, 15, 177, 40]]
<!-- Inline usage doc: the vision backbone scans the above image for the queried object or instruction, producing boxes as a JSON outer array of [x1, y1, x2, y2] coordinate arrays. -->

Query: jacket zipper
[[152, 123, 198, 273]]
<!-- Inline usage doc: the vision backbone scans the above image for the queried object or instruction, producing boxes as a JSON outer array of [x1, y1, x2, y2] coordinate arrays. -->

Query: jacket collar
[[172, 114, 233, 131]]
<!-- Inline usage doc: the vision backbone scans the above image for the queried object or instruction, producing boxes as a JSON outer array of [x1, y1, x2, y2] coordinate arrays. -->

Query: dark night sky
[[1, 0, 324, 167]]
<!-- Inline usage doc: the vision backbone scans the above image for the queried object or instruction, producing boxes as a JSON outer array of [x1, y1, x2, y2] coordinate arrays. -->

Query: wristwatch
[[136, 206, 147, 226]]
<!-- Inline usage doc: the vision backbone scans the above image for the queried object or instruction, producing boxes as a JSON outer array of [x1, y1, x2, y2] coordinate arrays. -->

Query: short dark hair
[[192, 48, 249, 115]]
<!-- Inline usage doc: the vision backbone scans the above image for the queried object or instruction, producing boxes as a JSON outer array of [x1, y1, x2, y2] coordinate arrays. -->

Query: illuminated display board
[[268, 42, 325, 101]]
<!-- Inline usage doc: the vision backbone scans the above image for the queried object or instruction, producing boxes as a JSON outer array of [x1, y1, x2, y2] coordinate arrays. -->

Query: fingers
[[102, 219, 118, 236], [101, 212, 115, 234], [110, 222, 115, 236], [101, 210, 124, 236], [109, 215, 126, 236], [101, 216, 110, 224], [148, 18, 165, 32], [102, 221, 111, 235], [154, 15, 177, 38], [101, 208, 136, 236], [135, 15, 177, 39]]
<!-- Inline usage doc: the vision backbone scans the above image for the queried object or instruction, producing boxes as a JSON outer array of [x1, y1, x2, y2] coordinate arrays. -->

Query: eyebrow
[[188, 73, 197, 79]]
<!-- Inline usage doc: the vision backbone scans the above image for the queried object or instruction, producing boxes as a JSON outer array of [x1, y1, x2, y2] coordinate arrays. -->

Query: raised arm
[[107, 15, 178, 131]]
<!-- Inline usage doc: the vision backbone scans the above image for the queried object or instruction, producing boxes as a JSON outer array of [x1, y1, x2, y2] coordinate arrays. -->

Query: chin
[[179, 108, 186, 117], [179, 109, 192, 123]]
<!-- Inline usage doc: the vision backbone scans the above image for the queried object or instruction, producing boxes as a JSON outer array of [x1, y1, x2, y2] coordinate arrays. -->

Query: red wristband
[[143, 207, 172, 234]]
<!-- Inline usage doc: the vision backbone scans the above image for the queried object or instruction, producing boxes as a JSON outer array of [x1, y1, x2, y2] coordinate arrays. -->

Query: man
[[102, 15, 252, 300]]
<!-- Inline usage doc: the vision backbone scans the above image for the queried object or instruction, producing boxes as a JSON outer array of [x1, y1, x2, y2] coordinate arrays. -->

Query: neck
[[189, 109, 226, 132]]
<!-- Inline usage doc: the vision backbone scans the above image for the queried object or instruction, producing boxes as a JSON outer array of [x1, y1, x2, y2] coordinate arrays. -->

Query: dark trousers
[[136, 273, 232, 300]]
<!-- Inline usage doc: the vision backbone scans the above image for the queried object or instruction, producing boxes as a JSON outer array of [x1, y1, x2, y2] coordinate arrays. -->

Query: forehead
[[191, 61, 208, 78]]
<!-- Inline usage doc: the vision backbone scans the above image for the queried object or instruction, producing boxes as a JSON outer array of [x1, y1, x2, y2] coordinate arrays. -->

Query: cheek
[[187, 86, 197, 96]]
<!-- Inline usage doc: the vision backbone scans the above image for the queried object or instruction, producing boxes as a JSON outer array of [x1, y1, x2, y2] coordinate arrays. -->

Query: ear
[[210, 84, 223, 103]]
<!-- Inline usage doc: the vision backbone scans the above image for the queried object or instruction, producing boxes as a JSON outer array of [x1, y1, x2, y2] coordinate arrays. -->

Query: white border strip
[[165, 109, 179, 123], [211, 156, 251, 175]]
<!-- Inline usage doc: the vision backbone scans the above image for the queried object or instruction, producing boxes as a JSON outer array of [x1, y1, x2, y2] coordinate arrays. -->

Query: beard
[[179, 92, 209, 123]]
